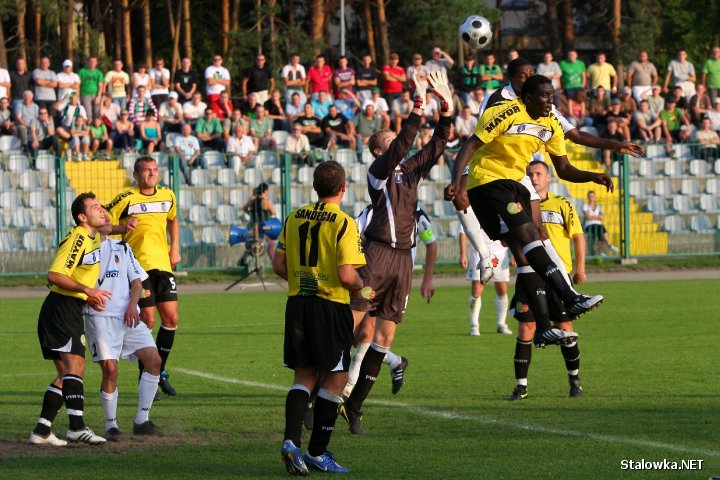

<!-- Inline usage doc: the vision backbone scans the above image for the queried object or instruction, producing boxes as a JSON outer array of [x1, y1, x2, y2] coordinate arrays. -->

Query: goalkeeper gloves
[[427, 71, 454, 114]]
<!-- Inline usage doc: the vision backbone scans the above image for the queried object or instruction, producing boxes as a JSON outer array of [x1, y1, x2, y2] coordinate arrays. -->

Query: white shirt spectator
[[226, 134, 256, 157], [205, 65, 231, 95], [174, 134, 201, 161], [59, 103, 88, 128], [183, 100, 207, 121], [149, 67, 171, 96], [132, 71, 150, 97], [286, 133, 311, 154], [455, 114, 478, 138], [0, 67, 10, 99], [159, 101, 183, 123], [56, 70, 81, 101], [33, 68, 57, 101], [372, 97, 389, 113], [281, 63, 306, 86]]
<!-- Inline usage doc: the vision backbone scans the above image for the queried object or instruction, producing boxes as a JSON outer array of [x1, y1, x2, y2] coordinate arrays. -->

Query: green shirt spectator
[[479, 59, 502, 91], [659, 107, 683, 132], [78, 62, 105, 97], [560, 51, 587, 91], [195, 115, 223, 136], [702, 47, 720, 95], [249, 116, 273, 138]]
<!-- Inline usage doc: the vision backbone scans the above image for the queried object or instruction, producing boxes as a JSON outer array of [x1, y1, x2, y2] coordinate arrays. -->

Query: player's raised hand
[[86, 288, 112, 311], [413, 75, 428, 110], [592, 173, 614, 193], [427, 71, 453, 114], [614, 141, 645, 157]]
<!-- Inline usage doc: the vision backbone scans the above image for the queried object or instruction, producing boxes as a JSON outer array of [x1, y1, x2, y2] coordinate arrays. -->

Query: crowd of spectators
[[1, 45, 720, 180]]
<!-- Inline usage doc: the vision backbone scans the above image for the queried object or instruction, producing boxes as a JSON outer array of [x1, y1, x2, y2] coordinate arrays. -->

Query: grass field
[[1, 279, 718, 479]]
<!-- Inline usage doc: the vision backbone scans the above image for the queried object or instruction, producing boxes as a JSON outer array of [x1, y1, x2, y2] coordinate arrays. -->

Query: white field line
[[175, 367, 720, 459]]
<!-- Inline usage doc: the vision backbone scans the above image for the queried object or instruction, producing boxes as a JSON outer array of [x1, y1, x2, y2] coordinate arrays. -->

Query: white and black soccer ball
[[459, 15, 493, 50]]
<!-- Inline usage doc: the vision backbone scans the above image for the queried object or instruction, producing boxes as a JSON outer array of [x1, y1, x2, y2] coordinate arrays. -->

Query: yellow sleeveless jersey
[[540, 194, 583, 273], [468, 98, 567, 189], [105, 186, 177, 272], [48, 225, 101, 300], [277, 202, 366, 304]]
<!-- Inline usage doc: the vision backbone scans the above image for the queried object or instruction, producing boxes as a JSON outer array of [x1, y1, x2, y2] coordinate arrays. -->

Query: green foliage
[[617, 0, 662, 65]]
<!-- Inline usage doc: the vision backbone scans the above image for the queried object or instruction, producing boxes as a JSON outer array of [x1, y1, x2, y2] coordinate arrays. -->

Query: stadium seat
[[610, 161, 622, 177], [201, 189, 223, 209], [549, 182, 570, 198], [0, 231, 18, 251], [0, 135, 21, 153], [672, 195, 696, 213], [243, 167, 263, 185], [28, 191, 52, 209], [216, 205, 238, 225], [447, 220, 460, 238], [353, 202, 367, 217], [0, 171, 13, 190], [645, 195, 669, 214], [269, 167, 281, 185], [8, 153, 30, 173], [637, 160, 657, 177], [204, 151, 226, 169], [662, 159, 681, 177], [122, 152, 140, 170], [216, 168, 238, 186], [188, 205, 212, 224], [40, 207, 57, 228], [663, 215, 687, 232], [349, 164, 367, 183], [361, 148, 374, 164], [680, 178, 701, 197], [690, 214, 713, 233], [251, 150, 278, 168], [180, 227, 196, 247], [298, 166, 314, 185], [674, 144, 691, 160], [190, 169, 212, 186], [151, 151, 169, 168], [201, 226, 226, 245], [229, 189, 250, 207], [715, 159, 720, 175], [11, 208, 35, 228], [178, 189, 196, 210], [629, 180, 649, 198], [417, 184, 438, 203], [644, 144, 664, 159], [19, 171, 42, 191], [433, 200, 455, 218], [688, 159, 708, 177], [335, 148, 356, 167], [340, 187, 357, 208], [706, 178, 720, 195], [272, 130, 289, 150], [165, 133, 181, 149], [0, 191, 23, 209], [35, 152, 55, 172], [290, 187, 307, 207], [428, 164, 451, 182], [653, 179, 676, 197], [699, 194, 719, 213], [23, 230, 46, 251], [579, 125, 599, 137]]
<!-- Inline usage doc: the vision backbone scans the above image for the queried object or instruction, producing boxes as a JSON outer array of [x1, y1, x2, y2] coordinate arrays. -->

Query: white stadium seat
[[680, 179, 700, 197], [690, 214, 713, 233], [178, 189, 196, 210], [216, 205, 238, 225], [646, 195, 669, 214], [0, 231, 18, 251], [23, 230, 47, 251], [653, 179, 676, 197], [190, 169, 212, 186], [201, 226, 226, 245], [216, 168, 239, 186], [201, 189, 223, 209], [699, 194, 719, 213], [188, 205, 212, 224], [688, 159, 708, 177], [672, 195, 695, 213], [663, 215, 687, 233]]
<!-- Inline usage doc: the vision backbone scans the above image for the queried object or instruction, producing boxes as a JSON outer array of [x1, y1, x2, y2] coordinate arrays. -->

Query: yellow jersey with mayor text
[[105, 186, 177, 272], [277, 202, 366, 304], [48, 225, 102, 300], [468, 98, 567, 190], [540, 193, 583, 273]]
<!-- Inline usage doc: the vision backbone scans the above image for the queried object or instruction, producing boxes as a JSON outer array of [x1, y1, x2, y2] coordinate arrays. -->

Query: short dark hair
[[507, 57, 533, 79], [134, 156, 156, 173], [521, 74, 552, 99], [528, 159, 550, 172], [368, 129, 394, 157], [313, 161, 345, 198], [71, 192, 96, 225]]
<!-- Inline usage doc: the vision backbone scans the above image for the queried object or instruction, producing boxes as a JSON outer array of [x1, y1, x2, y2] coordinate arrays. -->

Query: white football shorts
[[85, 315, 156, 362], [466, 228, 510, 283]]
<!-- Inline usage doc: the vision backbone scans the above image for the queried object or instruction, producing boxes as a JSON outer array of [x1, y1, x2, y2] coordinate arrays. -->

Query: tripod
[[225, 223, 268, 291]]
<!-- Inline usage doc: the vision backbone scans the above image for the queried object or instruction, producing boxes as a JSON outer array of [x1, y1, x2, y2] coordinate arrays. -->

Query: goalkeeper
[[339, 71, 453, 436]]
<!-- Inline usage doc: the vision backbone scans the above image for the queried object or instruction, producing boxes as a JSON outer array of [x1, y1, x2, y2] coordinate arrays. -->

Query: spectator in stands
[[480, 53, 503, 95], [128, 85, 157, 135], [311, 90, 333, 119], [415, 121, 434, 151], [707, 97, 720, 133], [455, 105, 477, 142], [582, 191, 618, 255], [285, 123, 311, 164], [174, 122, 206, 184], [139, 110, 163, 153], [333, 55, 356, 97], [601, 99, 631, 168], [196, 107, 224, 151], [391, 89, 413, 133], [0, 63, 10, 105], [113, 110, 134, 152], [295, 103, 328, 149], [335, 88, 360, 121], [0, 97, 17, 137], [668, 85, 688, 111], [78, 57, 104, 122], [353, 102, 382, 150], [56, 92, 87, 143], [634, 100, 663, 142], [694, 117, 720, 161], [183, 91, 206, 127], [627, 50, 658, 104], [306, 54, 333, 100], [356, 54, 379, 106], [213, 90, 234, 120], [98, 93, 120, 132], [57, 59, 80, 102], [68, 115, 90, 161], [249, 105, 276, 151], [370, 87, 390, 129], [10, 58, 32, 114], [689, 83, 712, 127], [381, 52, 406, 107], [149, 57, 170, 107], [243, 182, 275, 231], [663, 49, 696, 99], [223, 108, 247, 142], [226, 122, 257, 166], [28, 107, 57, 158], [89, 115, 112, 158], [567, 90, 592, 127], [406, 53, 427, 92], [174, 57, 197, 102], [281, 53, 307, 107], [131, 64, 150, 97], [426, 46, 454, 84], [647, 85, 665, 115], [285, 92, 304, 126], [537, 52, 562, 105], [159, 91, 183, 134], [586, 52, 617, 95], [588, 86, 611, 126], [104, 59, 130, 109], [322, 104, 355, 151], [423, 89, 440, 127], [264, 88, 287, 131], [205, 54, 231, 112], [240, 92, 260, 120], [457, 55, 480, 106], [559, 50, 586, 102], [464, 86, 485, 116], [243, 53, 274, 104], [15, 90, 39, 150], [660, 97, 692, 156], [32, 56, 58, 114], [701, 46, 720, 103], [619, 87, 638, 115]]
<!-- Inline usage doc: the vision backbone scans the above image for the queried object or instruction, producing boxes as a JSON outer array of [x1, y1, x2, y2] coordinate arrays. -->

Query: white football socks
[[469, 295, 481, 329], [343, 342, 370, 398], [383, 350, 402, 369], [136, 371, 160, 424], [100, 389, 118, 431], [457, 207, 491, 258], [495, 294, 509, 327]]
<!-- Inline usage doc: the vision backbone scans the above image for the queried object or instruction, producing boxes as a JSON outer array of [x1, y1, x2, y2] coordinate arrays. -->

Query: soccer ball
[[459, 15, 493, 50]]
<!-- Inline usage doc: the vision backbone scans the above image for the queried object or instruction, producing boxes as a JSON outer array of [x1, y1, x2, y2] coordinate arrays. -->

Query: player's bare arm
[[566, 129, 645, 157], [549, 153, 614, 193], [337, 264, 364, 295], [445, 135, 484, 201], [572, 233, 587, 285], [421, 241, 437, 303], [124, 278, 143, 328], [48, 271, 112, 310], [168, 216, 181, 269], [272, 250, 288, 281]]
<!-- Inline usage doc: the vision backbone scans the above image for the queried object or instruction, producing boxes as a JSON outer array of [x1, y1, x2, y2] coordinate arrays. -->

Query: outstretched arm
[[550, 153, 614, 192], [566, 128, 645, 157]]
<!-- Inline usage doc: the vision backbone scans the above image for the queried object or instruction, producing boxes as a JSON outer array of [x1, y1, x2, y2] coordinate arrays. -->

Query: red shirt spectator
[[306, 55, 333, 97], [382, 52, 406, 96]]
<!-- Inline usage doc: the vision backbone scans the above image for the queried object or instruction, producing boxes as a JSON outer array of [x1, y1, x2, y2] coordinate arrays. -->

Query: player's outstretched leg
[[383, 350, 409, 395], [341, 343, 387, 435], [343, 342, 370, 398]]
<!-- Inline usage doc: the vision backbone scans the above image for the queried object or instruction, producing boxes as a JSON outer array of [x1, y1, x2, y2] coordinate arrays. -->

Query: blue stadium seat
[[180, 227, 196, 247], [690, 214, 713, 233], [663, 215, 687, 232], [646, 195, 669, 214], [0, 231, 18, 251]]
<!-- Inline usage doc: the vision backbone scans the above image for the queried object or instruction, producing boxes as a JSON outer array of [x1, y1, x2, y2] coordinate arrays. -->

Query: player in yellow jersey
[[273, 161, 368, 475], [445, 74, 611, 347], [30, 193, 111, 446], [106, 156, 181, 396], [508, 160, 589, 400]]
